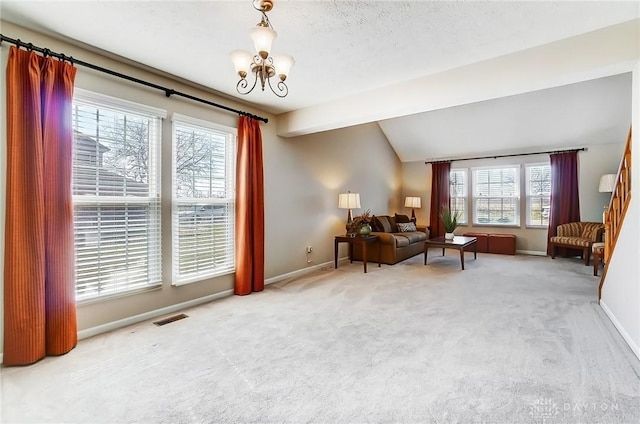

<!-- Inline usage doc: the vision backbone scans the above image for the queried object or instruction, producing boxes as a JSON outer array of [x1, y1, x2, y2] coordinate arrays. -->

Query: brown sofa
[[352, 214, 429, 265]]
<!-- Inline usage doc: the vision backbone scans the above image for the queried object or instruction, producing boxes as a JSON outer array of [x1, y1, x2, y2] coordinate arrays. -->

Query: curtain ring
[[68, 55, 74, 65], [26, 43, 33, 51], [16, 39, 22, 49], [43, 48, 50, 58]]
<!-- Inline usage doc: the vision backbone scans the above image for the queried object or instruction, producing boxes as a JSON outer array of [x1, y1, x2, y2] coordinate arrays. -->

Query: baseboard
[[600, 300, 640, 361], [78, 290, 233, 340], [78, 260, 336, 341], [265, 259, 335, 285], [516, 250, 547, 256]]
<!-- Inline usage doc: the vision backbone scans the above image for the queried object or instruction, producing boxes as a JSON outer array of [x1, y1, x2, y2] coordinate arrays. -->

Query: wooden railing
[[599, 127, 632, 299]]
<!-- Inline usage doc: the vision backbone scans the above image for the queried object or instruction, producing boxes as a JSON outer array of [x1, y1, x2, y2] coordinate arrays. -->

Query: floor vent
[[153, 313, 188, 326]]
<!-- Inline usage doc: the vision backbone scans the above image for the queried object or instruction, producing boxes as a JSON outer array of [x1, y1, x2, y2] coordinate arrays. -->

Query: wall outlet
[[306, 246, 313, 253]]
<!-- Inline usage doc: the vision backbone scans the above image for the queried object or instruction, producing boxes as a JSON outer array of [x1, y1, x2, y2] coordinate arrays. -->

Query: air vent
[[153, 313, 188, 326]]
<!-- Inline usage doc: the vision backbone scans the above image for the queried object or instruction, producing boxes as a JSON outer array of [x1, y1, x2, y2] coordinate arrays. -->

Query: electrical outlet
[[306, 245, 313, 253]]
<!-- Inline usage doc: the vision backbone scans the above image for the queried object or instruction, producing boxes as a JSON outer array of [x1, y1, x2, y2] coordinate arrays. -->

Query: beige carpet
[[1, 252, 639, 424]]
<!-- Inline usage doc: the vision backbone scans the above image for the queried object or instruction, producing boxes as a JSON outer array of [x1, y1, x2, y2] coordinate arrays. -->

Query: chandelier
[[230, 0, 294, 98]]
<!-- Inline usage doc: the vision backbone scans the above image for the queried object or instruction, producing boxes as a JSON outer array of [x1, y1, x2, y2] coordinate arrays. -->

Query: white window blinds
[[72, 90, 164, 300], [172, 114, 236, 285], [473, 166, 520, 225]]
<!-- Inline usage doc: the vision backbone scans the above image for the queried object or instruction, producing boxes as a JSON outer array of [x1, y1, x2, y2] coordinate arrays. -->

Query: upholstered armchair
[[549, 222, 604, 265]]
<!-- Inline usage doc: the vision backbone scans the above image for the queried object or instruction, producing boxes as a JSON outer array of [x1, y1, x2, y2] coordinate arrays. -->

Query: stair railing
[[600, 127, 632, 299]]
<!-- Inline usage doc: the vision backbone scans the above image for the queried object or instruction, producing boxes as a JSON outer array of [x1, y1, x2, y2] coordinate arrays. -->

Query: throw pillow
[[388, 215, 398, 232], [395, 213, 411, 223], [397, 222, 417, 232], [370, 215, 382, 232], [375, 216, 392, 233]]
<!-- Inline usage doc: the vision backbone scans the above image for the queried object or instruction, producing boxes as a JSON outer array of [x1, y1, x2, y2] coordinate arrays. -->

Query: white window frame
[[525, 163, 551, 228], [171, 113, 236, 285], [450, 168, 468, 224], [72, 89, 165, 301], [472, 165, 521, 226]]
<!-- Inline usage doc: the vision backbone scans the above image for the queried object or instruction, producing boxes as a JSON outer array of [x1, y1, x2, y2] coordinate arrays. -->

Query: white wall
[[402, 142, 625, 253], [600, 62, 640, 360]]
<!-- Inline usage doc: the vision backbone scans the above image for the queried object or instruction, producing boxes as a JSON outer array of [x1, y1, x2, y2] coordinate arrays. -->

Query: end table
[[334, 235, 381, 273]]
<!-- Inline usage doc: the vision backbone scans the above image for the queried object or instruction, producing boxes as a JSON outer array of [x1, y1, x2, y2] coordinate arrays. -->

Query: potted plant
[[350, 209, 373, 236], [439, 206, 461, 240]]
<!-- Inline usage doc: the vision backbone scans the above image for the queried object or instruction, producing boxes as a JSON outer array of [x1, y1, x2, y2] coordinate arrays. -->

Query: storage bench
[[463, 232, 516, 255]]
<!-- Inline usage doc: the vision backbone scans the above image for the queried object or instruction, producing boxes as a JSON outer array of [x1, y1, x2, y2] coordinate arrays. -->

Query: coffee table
[[424, 236, 477, 270]]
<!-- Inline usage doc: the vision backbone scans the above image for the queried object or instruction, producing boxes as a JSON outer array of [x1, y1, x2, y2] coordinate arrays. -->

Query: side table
[[334, 235, 381, 273], [593, 243, 605, 276]]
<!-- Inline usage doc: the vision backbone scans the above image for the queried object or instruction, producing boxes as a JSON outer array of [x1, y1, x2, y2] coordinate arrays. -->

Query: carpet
[[1, 253, 639, 423]]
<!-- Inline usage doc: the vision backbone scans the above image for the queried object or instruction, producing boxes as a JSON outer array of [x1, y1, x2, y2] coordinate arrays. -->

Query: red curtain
[[429, 162, 451, 238], [546, 151, 581, 255], [4, 47, 77, 365], [235, 116, 265, 295]]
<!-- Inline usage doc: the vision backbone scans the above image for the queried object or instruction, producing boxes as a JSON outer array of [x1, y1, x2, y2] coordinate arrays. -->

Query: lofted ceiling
[[1, 1, 638, 161]]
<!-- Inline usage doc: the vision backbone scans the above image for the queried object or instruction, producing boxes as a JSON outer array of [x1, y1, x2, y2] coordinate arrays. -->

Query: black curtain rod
[[0, 34, 269, 124], [424, 147, 586, 165]]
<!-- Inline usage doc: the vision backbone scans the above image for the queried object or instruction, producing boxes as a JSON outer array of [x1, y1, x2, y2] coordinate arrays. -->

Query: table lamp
[[404, 196, 421, 222]]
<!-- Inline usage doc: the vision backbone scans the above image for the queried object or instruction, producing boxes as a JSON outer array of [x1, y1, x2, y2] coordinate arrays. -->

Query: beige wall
[[0, 22, 403, 350], [402, 142, 626, 253]]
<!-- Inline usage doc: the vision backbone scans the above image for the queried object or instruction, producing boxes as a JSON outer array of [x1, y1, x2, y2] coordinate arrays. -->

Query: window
[[172, 114, 236, 285], [72, 90, 165, 300], [450, 168, 468, 224], [526, 164, 551, 227], [473, 166, 520, 226]]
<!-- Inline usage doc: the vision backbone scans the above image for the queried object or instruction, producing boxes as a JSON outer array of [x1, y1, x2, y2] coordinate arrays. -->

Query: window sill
[[76, 284, 162, 306]]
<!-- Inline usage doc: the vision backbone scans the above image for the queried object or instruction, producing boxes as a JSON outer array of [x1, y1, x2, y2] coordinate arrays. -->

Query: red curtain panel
[[234, 116, 265, 295], [429, 162, 451, 238], [4, 47, 77, 365], [547, 151, 581, 255]]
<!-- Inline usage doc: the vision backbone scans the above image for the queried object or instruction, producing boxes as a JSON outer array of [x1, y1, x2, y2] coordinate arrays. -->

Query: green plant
[[439, 206, 461, 233], [350, 209, 372, 232]]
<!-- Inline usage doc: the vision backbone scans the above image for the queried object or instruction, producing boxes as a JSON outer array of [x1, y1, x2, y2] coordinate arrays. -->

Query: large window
[[473, 166, 520, 226], [526, 164, 551, 227], [72, 90, 164, 300], [450, 168, 468, 224], [172, 114, 236, 285]]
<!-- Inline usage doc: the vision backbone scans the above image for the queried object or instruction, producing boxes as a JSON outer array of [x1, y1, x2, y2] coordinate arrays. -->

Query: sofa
[[352, 214, 429, 265]]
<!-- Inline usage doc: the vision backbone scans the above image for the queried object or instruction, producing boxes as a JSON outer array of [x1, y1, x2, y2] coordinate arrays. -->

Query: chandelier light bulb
[[230, 50, 253, 78], [250, 26, 276, 59]]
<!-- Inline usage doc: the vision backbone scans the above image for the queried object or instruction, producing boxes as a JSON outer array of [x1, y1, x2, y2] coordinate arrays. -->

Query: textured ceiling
[[1, 1, 638, 160]]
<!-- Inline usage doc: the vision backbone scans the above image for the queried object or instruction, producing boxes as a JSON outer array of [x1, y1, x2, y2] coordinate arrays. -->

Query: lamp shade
[[250, 25, 277, 58], [230, 50, 253, 76], [338, 192, 361, 209], [273, 54, 295, 80], [598, 174, 616, 192], [404, 196, 421, 208]]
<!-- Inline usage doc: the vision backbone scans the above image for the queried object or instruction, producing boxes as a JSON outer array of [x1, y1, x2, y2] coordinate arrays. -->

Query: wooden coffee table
[[424, 236, 477, 270]]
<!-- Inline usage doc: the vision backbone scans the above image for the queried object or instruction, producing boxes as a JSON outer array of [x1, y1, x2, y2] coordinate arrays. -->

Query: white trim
[[600, 300, 640, 361], [172, 112, 236, 133], [75, 88, 167, 118], [78, 290, 232, 340], [516, 250, 547, 256], [265, 260, 336, 285]]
